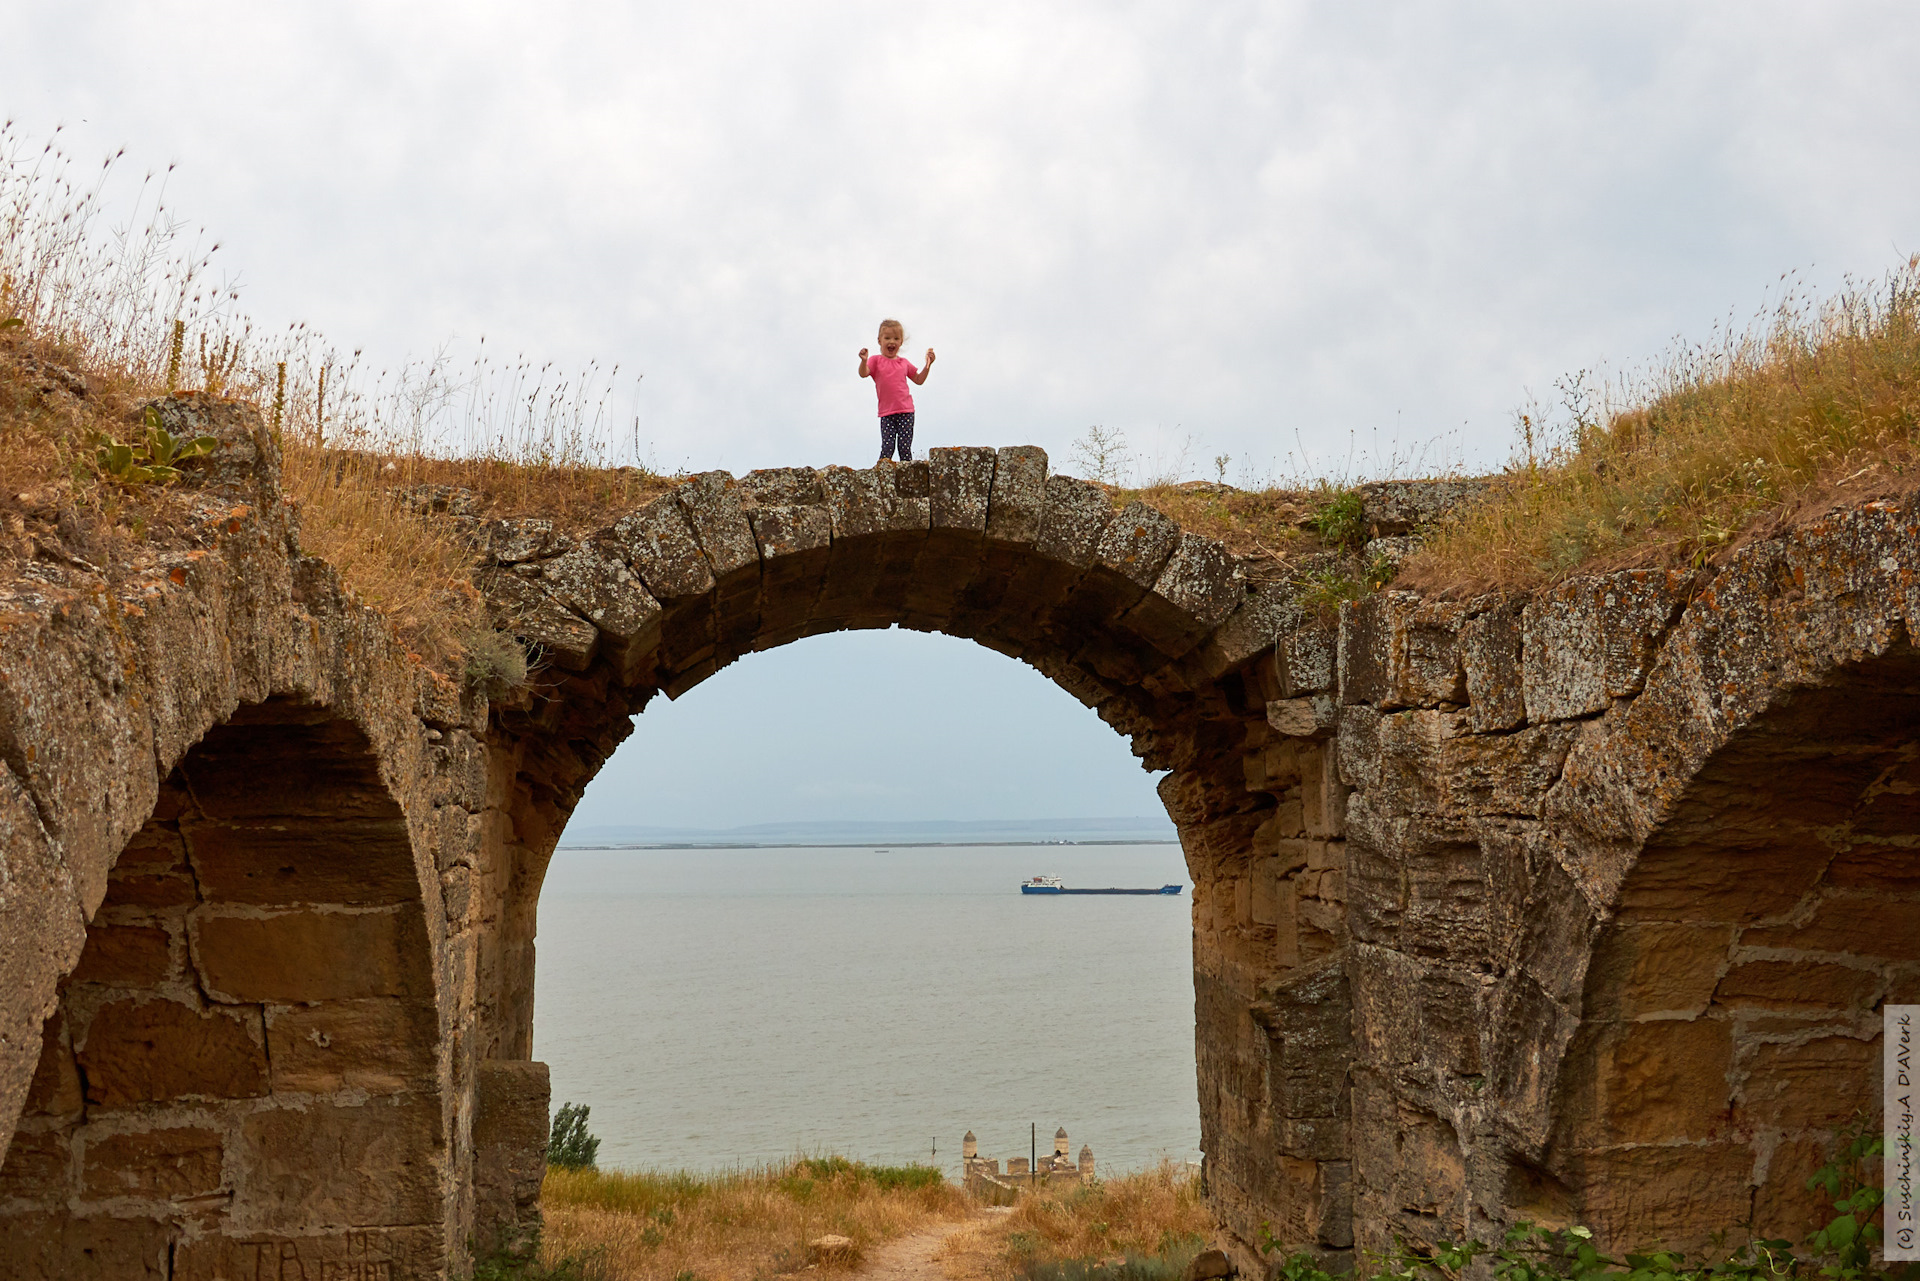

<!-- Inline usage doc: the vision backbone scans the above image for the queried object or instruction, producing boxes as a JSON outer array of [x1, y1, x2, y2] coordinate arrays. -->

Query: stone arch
[[0, 697, 446, 1279], [1549, 644, 1920, 1253], [467, 448, 1267, 1064]]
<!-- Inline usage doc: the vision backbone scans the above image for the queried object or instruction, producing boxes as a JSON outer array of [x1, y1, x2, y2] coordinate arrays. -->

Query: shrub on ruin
[[549, 1101, 600, 1172]]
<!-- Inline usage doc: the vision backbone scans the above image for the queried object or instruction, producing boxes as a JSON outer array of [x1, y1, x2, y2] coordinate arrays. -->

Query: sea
[[532, 842, 1201, 1180]]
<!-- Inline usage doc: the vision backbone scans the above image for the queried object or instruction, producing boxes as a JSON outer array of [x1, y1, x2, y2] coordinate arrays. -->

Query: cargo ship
[[1021, 875, 1183, 895]]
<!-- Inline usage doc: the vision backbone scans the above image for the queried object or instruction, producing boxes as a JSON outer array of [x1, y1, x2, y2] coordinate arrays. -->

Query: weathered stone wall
[[0, 399, 1912, 1277]]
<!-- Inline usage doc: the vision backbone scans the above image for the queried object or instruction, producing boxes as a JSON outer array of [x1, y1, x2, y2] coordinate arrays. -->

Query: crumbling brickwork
[[0, 398, 1911, 1277]]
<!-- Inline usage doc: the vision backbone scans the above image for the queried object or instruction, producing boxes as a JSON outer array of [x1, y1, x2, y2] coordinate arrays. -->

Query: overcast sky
[[13, 2, 1919, 826]]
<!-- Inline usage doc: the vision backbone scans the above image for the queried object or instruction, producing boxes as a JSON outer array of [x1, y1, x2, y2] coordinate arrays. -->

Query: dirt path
[[858, 1209, 1010, 1281]]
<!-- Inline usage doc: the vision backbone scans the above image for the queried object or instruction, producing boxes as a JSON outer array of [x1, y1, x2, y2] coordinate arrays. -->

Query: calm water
[[533, 843, 1201, 1177]]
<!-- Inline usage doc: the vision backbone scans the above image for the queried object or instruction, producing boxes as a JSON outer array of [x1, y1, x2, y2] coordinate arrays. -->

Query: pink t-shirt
[[868, 354, 916, 416]]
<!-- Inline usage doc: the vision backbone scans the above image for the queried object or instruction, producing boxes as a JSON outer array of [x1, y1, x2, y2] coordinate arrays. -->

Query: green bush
[[1307, 487, 1367, 549], [548, 1101, 600, 1172]]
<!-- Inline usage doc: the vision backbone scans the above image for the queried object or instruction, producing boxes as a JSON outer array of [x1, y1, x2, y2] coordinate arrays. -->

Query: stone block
[[1744, 895, 1920, 960], [1434, 722, 1578, 818], [267, 998, 438, 1094], [612, 493, 716, 600], [0, 1213, 175, 1279], [1301, 744, 1347, 839], [749, 503, 833, 565], [479, 517, 560, 565], [1032, 475, 1117, 569], [192, 907, 429, 1003], [1558, 1017, 1733, 1148], [23, 1016, 83, 1118], [675, 471, 759, 578], [80, 1125, 224, 1201], [985, 445, 1048, 544], [77, 999, 268, 1107], [741, 466, 826, 507], [1583, 922, 1734, 1020], [1357, 478, 1494, 534], [1123, 532, 1242, 655], [1734, 1035, 1875, 1131], [536, 544, 663, 670], [1459, 597, 1526, 731], [1093, 500, 1182, 589], [0, 1126, 71, 1200], [172, 1226, 446, 1281], [474, 1059, 551, 1244], [183, 816, 418, 908], [413, 667, 464, 729], [1250, 858, 1287, 925], [1568, 1142, 1755, 1257], [477, 568, 599, 671], [1521, 570, 1686, 722], [70, 923, 172, 987], [929, 446, 996, 532], [231, 1097, 443, 1230], [1243, 739, 1304, 792], [1339, 593, 1465, 709], [820, 465, 893, 540], [1713, 959, 1879, 1012], [180, 718, 395, 821], [1751, 1135, 1841, 1242], [1268, 696, 1338, 739]]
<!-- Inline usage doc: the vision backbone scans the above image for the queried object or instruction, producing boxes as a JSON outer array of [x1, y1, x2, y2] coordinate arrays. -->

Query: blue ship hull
[[1021, 884, 1183, 895]]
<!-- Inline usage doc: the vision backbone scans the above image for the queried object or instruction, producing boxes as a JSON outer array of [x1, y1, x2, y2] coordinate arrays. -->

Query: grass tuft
[[538, 1156, 970, 1281], [1408, 258, 1920, 592]]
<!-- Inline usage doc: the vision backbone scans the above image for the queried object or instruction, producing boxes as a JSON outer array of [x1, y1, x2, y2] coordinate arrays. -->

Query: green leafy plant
[[1258, 1120, 1918, 1281], [1298, 567, 1365, 616], [549, 1101, 601, 1171], [93, 407, 218, 486], [1307, 486, 1368, 548]]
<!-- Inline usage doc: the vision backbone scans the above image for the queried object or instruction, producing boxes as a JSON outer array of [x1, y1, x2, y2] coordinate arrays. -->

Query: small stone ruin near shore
[[963, 1127, 1095, 1199]]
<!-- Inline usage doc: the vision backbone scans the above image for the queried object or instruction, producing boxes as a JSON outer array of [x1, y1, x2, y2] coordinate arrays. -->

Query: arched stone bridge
[[0, 397, 1914, 1277]]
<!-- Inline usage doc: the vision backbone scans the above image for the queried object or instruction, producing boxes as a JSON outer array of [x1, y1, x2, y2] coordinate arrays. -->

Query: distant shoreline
[[558, 839, 1184, 851]]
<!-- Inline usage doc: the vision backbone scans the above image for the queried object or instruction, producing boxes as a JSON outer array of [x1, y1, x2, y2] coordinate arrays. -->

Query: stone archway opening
[[527, 624, 1198, 1173], [1552, 644, 1920, 1254], [0, 698, 445, 1280]]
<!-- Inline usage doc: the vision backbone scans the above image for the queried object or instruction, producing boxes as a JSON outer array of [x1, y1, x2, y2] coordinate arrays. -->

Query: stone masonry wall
[[0, 396, 1914, 1278]]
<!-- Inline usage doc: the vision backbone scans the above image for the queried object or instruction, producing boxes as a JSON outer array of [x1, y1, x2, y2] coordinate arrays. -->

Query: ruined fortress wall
[[0, 399, 1912, 1278]]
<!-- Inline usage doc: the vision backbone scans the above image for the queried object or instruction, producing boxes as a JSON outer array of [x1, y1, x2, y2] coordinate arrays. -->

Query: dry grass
[[0, 124, 676, 670], [1105, 482, 1321, 564], [1407, 258, 1920, 593], [536, 1156, 971, 1280], [937, 1163, 1212, 1280]]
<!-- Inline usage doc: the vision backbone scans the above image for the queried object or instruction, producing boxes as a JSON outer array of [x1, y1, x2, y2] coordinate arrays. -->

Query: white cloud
[[15, 1, 1920, 479]]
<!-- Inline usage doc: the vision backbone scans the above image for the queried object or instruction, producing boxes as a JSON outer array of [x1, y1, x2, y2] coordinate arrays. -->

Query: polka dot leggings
[[879, 412, 915, 461]]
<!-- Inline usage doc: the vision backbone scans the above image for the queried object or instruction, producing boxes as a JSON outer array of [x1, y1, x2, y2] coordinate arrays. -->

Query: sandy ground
[[856, 1207, 1014, 1281]]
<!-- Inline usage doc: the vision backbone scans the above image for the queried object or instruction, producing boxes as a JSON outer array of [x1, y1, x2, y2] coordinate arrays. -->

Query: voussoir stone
[[986, 445, 1049, 544], [675, 471, 759, 577], [930, 446, 996, 532], [610, 494, 715, 599]]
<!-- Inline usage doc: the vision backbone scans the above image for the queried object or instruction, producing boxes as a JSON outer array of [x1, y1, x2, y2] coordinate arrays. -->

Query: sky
[[11, 2, 1920, 826]]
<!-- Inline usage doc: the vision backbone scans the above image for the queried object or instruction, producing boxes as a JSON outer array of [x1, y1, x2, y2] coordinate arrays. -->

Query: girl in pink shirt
[[857, 318, 935, 463]]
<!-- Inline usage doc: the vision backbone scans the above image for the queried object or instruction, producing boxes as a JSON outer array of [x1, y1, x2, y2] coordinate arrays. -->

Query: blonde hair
[[877, 318, 906, 341]]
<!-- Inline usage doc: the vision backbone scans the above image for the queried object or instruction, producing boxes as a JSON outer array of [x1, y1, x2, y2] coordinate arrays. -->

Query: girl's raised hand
[[859, 347, 869, 360], [924, 348, 936, 365]]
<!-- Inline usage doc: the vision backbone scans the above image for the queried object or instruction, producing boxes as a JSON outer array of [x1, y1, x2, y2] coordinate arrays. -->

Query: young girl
[[857, 319, 935, 462]]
